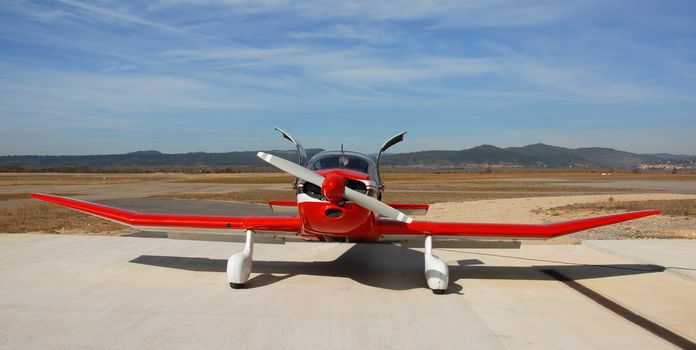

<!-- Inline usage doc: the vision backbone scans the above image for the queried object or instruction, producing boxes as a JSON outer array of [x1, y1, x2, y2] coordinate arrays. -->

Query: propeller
[[257, 152, 413, 223]]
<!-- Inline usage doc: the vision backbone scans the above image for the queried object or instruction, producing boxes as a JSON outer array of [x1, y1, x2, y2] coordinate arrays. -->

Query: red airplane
[[32, 128, 659, 293]]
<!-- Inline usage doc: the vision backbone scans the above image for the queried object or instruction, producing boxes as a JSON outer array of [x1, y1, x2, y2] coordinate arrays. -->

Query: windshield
[[307, 151, 379, 182]]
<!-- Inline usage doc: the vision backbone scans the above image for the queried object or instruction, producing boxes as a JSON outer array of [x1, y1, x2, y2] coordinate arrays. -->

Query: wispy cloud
[[289, 24, 399, 44], [56, 0, 212, 40], [321, 57, 500, 86], [1, 0, 695, 154], [152, 0, 577, 27]]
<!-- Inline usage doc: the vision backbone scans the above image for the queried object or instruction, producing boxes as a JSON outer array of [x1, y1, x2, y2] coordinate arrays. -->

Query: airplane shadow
[[129, 244, 665, 294]]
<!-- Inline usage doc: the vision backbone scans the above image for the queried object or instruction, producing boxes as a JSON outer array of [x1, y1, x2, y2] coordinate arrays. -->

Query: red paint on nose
[[321, 174, 345, 204]]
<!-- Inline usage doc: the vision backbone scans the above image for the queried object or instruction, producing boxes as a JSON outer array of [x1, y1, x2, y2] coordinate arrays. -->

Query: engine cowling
[[321, 174, 345, 204]]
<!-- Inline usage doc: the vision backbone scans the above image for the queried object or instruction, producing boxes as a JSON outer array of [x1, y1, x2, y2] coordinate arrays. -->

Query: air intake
[[325, 208, 344, 218]]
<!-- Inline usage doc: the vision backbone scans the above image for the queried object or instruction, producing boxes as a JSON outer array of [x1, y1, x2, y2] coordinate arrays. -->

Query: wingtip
[[31, 192, 71, 202], [632, 209, 660, 217], [30, 193, 64, 204]]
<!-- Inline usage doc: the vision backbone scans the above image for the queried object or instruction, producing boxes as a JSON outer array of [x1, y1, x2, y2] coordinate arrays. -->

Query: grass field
[[0, 203, 128, 234], [548, 199, 696, 217], [0, 192, 80, 201], [169, 172, 696, 184], [175, 173, 294, 184], [0, 173, 180, 186]]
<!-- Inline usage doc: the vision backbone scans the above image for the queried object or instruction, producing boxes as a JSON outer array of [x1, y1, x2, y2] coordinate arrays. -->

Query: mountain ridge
[[0, 144, 693, 171]]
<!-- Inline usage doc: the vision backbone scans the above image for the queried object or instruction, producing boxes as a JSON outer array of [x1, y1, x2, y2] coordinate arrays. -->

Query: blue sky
[[1, 1, 695, 155]]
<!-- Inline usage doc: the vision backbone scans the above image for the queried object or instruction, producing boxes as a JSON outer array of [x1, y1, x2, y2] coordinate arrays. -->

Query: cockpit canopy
[[296, 151, 382, 200], [307, 151, 380, 184]]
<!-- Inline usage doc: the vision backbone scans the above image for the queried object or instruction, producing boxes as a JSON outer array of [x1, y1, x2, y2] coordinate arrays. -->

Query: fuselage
[[295, 150, 383, 242]]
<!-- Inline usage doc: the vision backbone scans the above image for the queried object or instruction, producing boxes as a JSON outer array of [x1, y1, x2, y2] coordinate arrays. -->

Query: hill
[[382, 143, 685, 170], [0, 144, 692, 172], [0, 149, 324, 172]]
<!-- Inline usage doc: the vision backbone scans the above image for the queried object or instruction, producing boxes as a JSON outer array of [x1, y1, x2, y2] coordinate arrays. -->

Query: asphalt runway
[[1, 234, 694, 349]]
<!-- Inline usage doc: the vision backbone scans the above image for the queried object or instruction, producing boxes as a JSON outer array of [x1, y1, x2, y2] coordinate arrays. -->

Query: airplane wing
[[376, 210, 659, 240], [31, 193, 301, 236]]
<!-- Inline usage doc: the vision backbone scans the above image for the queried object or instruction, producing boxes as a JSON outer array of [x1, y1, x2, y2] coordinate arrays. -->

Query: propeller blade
[[257, 151, 413, 223], [257, 152, 324, 186], [343, 188, 413, 223]]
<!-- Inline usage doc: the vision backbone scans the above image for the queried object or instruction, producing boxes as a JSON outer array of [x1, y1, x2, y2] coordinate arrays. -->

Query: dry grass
[[151, 189, 296, 204], [388, 181, 634, 193], [549, 199, 696, 217], [172, 172, 696, 185], [0, 203, 130, 234], [381, 191, 534, 204], [382, 172, 696, 182], [0, 173, 179, 186], [0, 192, 80, 201], [3, 171, 692, 186], [175, 174, 294, 184], [382, 173, 580, 182], [0, 193, 32, 201]]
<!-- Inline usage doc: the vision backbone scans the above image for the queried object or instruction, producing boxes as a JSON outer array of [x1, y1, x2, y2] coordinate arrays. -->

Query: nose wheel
[[424, 236, 449, 294], [227, 229, 254, 289]]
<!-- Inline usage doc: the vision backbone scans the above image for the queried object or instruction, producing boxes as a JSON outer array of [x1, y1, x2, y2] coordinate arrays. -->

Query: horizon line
[[1, 142, 694, 157]]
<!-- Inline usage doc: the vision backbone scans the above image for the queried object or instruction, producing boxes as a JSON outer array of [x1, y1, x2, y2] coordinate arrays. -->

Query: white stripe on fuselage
[[296, 193, 326, 203]]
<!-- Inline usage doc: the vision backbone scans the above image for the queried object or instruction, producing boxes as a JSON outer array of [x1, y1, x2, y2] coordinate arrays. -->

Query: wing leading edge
[[32, 193, 658, 241], [31, 193, 301, 234], [376, 210, 659, 240]]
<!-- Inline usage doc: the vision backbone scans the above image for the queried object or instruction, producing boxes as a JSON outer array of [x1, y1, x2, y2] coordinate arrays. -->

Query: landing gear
[[424, 236, 449, 294], [227, 229, 254, 289]]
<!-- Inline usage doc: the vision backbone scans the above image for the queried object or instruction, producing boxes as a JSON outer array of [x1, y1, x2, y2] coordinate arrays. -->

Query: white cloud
[[289, 24, 398, 44], [322, 57, 500, 86], [0, 68, 263, 123], [165, 47, 303, 62], [151, 0, 576, 27], [164, 46, 498, 83]]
